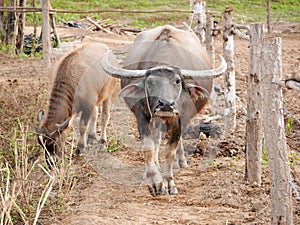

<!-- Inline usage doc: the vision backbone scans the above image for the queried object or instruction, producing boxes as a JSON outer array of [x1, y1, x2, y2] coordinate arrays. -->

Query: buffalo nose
[[156, 99, 176, 112]]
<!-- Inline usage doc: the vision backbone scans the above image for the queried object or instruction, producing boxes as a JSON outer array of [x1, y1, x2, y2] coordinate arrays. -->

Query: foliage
[[286, 117, 293, 134], [106, 135, 124, 152], [261, 141, 268, 166], [22, 0, 300, 28]]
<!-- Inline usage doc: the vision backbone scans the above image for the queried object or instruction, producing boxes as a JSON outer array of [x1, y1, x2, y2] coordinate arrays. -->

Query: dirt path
[[42, 26, 300, 224], [2, 24, 300, 224]]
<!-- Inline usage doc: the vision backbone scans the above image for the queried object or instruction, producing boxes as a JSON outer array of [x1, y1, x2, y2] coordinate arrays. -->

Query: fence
[[1, 0, 300, 223]]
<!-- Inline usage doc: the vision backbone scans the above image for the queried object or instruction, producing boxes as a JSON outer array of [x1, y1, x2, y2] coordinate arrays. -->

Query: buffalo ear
[[119, 81, 145, 99], [186, 83, 210, 101], [37, 110, 44, 123]]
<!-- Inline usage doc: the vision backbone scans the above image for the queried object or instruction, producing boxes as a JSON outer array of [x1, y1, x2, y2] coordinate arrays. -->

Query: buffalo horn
[[102, 51, 227, 79], [181, 55, 227, 79], [101, 50, 147, 78]]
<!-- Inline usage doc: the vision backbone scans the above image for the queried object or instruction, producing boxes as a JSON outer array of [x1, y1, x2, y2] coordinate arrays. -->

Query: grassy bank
[[24, 0, 300, 28]]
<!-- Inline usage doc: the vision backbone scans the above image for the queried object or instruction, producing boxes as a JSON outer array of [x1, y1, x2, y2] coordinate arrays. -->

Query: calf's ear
[[37, 110, 44, 122], [119, 81, 145, 99], [186, 83, 210, 101]]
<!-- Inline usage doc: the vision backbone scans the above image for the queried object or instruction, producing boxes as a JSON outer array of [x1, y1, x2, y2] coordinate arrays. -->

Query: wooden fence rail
[[0, 7, 192, 14]]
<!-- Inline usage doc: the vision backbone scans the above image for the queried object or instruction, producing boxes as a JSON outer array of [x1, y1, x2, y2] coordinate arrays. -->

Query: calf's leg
[[77, 106, 92, 154], [100, 98, 112, 145], [87, 106, 98, 145]]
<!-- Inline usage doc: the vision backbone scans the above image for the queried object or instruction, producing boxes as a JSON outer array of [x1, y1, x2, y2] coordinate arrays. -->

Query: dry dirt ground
[[1, 22, 300, 225]]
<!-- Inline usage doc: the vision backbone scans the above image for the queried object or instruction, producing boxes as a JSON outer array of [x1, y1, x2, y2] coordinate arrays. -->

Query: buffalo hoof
[[148, 183, 166, 197], [75, 143, 85, 156], [169, 187, 178, 195], [98, 139, 107, 148], [179, 159, 188, 168], [87, 134, 96, 145], [74, 148, 81, 156], [173, 160, 180, 169], [173, 159, 187, 169]]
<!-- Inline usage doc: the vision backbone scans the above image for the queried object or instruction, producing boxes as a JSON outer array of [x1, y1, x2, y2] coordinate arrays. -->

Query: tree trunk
[[245, 23, 264, 186], [261, 37, 293, 224]]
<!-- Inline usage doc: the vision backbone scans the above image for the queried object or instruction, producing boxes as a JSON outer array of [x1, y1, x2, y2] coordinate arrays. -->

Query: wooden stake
[[190, 0, 206, 44], [205, 12, 215, 67], [245, 23, 264, 186], [261, 37, 293, 224], [41, 0, 51, 68], [222, 6, 236, 133]]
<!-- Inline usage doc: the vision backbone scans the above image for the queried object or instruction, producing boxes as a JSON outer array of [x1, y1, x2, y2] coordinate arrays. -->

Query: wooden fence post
[[266, 0, 271, 34], [245, 23, 264, 186], [6, 0, 17, 53], [261, 37, 293, 224], [16, 0, 26, 54], [205, 12, 215, 67], [0, 0, 4, 40], [190, 0, 206, 44], [41, 0, 51, 68], [222, 6, 236, 132]]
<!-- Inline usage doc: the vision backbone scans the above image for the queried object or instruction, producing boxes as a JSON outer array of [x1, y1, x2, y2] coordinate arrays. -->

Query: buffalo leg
[[143, 135, 165, 197], [163, 131, 180, 195], [152, 121, 162, 169], [173, 137, 187, 169]]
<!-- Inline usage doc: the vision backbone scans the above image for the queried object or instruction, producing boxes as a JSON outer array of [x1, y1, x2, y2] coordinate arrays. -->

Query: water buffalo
[[102, 25, 226, 196], [36, 41, 118, 164]]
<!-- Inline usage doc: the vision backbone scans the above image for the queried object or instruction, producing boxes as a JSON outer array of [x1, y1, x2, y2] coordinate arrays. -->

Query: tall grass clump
[[0, 120, 77, 225]]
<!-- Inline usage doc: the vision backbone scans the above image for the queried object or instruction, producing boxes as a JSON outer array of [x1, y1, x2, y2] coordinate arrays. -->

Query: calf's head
[[35, 110, 70, 165]]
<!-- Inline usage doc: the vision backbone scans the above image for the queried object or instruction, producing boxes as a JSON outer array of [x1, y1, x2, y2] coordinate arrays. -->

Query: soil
[[1, 21, 300, 225]]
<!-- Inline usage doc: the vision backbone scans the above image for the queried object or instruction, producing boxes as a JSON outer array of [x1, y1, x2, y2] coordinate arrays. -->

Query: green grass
[[23, 0, 300, 28]]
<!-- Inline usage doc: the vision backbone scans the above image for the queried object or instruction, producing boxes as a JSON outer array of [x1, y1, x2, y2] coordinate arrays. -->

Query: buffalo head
[[101, 50, 227, 121]]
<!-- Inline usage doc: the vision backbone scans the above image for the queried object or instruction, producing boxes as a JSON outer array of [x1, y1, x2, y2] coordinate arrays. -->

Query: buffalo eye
[[175, 79, 181, 85]]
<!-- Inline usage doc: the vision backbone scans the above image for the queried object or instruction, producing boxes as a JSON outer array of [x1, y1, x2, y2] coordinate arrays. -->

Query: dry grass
[[0, 120, 79, 224]]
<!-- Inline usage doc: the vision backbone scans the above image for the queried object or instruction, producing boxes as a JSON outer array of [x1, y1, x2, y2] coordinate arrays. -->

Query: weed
[[261, 141, 268, 166], [286, 117, 293, 134], [288, 150, 300, 168], [106, 135, 124, 152]]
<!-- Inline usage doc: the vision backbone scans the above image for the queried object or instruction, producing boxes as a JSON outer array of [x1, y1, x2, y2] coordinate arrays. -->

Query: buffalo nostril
[[158, 100, 164, 107]]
